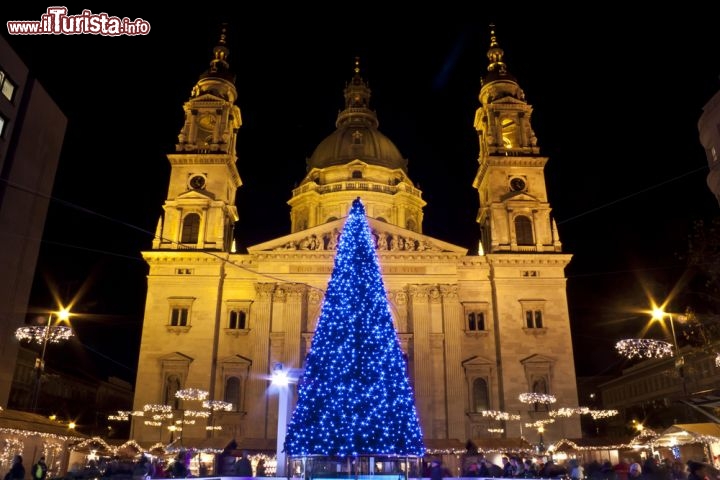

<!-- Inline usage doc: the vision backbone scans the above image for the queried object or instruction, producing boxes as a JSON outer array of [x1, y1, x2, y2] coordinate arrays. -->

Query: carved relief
[[429, 287, 442, 304], [254, 283, 276, 299], [439, 284, 459, 301], [270, 228, 441, 252]]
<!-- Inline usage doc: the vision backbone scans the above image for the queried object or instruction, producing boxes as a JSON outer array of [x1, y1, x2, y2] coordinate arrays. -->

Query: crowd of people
[[454, 456, 720, 480]]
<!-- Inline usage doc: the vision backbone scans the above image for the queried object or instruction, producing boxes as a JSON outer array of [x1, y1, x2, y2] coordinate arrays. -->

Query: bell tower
[[472, 25, 561, 254], [152, 27, 242, 252]]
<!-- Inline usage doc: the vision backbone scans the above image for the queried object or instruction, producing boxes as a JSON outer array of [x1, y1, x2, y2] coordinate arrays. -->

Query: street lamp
[[651, 307, 688, 369], [651, 306, 690, 394], [15, 308, 73, 412], [271, 363, 292, 478]]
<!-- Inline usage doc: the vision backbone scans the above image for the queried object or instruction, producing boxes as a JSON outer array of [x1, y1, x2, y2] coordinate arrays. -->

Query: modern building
[[130, 28, 581, 455], [8, 345, 134, 438], [599, 340, 720, 435], [0, 33, 67, 408]]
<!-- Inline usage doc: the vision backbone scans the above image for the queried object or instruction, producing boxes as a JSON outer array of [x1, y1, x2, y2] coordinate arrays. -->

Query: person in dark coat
[[234, 451, 253, 477], [7, 455, 25, 480], [430, 460, 443, 480]]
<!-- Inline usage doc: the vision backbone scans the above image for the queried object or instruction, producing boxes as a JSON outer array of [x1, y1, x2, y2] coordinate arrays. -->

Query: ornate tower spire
[[336, 57, 378, 129], [202, 24, 234, 82], [152, 27, 242, 252], [288, 58, 425, 234], [472, 24, 561, 254]]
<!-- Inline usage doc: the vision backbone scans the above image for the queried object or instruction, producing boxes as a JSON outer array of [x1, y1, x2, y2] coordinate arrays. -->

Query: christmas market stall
[[652, 423, 720, 463], [0, 408, 87, 478]]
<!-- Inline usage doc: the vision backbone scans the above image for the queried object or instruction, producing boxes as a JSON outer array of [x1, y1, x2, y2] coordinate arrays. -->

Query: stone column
[[283, 283, 306, 371], [251, 283, 274, 437], [408, 285, 432, 435], [441, 284, 465, 440]]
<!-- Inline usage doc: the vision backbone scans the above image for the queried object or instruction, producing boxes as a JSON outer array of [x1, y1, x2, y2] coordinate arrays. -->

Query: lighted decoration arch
[[587, 409, 619, 420], [175, 388, 209, 401], [518, 392, 557, 404], [549, 407, 589, 418], [615, 338, 673, 359], [480, 410, 521, 421], [15, 325, 73, 344]]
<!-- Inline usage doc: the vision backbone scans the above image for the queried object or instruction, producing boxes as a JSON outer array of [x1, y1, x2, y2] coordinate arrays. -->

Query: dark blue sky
[[4, 6, 720, 382]]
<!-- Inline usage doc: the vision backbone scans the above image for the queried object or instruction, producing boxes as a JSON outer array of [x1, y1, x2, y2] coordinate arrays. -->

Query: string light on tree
[[615, 338, 673, 359], [284, 198, 425, 457]]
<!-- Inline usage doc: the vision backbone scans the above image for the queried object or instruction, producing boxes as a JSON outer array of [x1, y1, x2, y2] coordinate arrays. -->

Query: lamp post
[[15, 308, 72, 412], [271, 363, 292, 478], [651, 307, 689, 393]]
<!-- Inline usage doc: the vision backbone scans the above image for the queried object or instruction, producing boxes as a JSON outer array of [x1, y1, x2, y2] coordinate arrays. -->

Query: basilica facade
[[130, 28, 581, 455]]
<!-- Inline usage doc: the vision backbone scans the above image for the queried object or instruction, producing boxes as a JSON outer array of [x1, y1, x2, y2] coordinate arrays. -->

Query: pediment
[[462, 355, 494, 367], [520, 354, 554, 366], [493, 96, 527, 105], [500, 191, 539, 203], [189, 93, 225, 105], [176, 189, 216, 200], [247, 216, 467, 254], [220, 354, 252, 366], [159, 352, 194, 363]]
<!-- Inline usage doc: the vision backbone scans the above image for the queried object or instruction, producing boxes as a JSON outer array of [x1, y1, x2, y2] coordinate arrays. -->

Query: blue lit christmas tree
[[284, 198, 425, 457]]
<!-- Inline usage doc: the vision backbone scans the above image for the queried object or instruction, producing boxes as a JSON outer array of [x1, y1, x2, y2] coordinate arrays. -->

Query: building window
[[472, 378, 489, 412], [526, 310, 543, 328], [468, 312, 486, 331], [181, 213, 201, 244], [171, 308, 189, 326], [229, 310, 247, 330], [0, 70, 15, 102], [224, 376, 241, 412], [515, 215, 534, 245], [520, 300, 546, 334], [0, 114, 6, 137], [352, 170, 362, 179]]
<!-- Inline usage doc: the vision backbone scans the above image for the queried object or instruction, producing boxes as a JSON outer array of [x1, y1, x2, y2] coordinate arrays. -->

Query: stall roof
[[653, 423, 720, 447], [0, 408, 87, 438]]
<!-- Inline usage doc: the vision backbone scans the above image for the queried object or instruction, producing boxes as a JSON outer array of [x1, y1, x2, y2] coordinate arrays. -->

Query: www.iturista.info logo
[[7, 7, 151, 36]]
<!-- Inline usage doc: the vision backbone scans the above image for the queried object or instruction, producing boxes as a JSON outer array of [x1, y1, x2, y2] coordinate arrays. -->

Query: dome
[[307, 124, 408, 171]]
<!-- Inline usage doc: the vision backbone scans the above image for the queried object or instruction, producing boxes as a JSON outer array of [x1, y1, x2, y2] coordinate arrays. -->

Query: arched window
[[225, 376, 241, 412], [514, 215, 534, 245], [352, 171, 362, 179], [472, 378, 489, 412], [164, 375, 181, 410], [406, 218, 417, 232], [181, 213, 201, 244]]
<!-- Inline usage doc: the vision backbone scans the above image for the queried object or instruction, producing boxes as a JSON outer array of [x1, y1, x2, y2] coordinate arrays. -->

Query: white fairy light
[[519, 392, 557, 404], [615, 338, 673, 359]]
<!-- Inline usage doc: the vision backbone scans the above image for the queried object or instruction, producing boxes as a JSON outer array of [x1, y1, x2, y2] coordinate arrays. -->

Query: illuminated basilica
[[130, 28, 581, 460]]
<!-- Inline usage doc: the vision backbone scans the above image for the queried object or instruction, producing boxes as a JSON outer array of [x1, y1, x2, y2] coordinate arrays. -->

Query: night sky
[[3, 6, 720, 385]]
